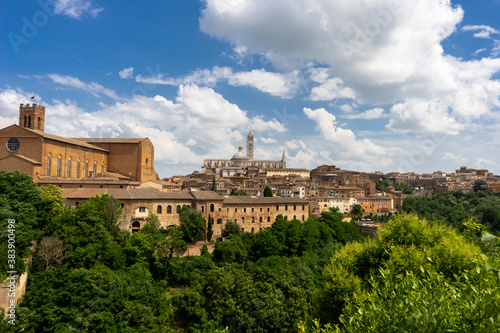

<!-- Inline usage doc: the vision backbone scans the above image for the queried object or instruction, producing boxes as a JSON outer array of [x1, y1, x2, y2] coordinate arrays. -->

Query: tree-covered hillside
[[1, 171, 500, 332]]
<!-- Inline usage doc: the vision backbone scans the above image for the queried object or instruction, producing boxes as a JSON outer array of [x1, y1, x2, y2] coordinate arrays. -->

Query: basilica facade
[[202, 131, 286, 176], [0, 103, 158, 182]]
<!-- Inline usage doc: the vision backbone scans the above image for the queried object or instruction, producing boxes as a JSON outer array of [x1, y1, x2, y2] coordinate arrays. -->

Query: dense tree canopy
[[3, 171, 500, 332], [179, 205, 206, 243]]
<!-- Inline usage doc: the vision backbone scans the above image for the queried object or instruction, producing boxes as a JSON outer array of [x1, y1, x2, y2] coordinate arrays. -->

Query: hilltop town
[[1, 103, 499, 238]]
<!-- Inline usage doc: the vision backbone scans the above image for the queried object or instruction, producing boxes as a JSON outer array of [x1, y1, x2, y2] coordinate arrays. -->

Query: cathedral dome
[[231, 145, 249, 160]]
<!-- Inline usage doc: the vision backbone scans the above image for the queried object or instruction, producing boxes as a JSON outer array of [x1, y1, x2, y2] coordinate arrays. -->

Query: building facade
[[62, 188, 310, 237], [0, 104, 158, 181], [202, 131, 286, 176]]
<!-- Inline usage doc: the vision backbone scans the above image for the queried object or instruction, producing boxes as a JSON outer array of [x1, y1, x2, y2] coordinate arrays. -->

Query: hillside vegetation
[[1, 171, 500, 332]]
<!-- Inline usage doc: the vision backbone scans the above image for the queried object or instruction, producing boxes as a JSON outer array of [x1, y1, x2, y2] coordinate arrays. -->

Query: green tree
[[179, 205, 206, 243], [0, 171, 53, 275], [212, 175, 217, 192], [146, 213, 161, 229], [264, 186, 273, 197], [221, 219, 242, 238], [230, 188, 248, 196], [350, 204, 363, 216], [316, 214, 484, 327], [474, 179, 488, 193]]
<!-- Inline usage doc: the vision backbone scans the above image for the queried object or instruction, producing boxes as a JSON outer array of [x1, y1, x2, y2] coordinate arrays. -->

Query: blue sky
[[1, 0, 500, 178]]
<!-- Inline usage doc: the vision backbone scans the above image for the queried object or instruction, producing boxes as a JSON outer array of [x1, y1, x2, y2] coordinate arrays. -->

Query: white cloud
[[46, 74, 119, 100], [443, 152, 468, 165], [54, 0, 103, 19], [200, 0, 500, 135], [462, 25, 500, 39], [340, 104, 355, 113], [119, 67, 134, 79], [0, 89, 37, 128], [261, 137, 277, 144], [228, 69, 299, 98], [309, 77, 356, 101], [0, 86, 286, 176], [493, 40, 500, 57], [341, 108, 386, 120], [303, 107, 386, 160], [136, 66, 299, 98]]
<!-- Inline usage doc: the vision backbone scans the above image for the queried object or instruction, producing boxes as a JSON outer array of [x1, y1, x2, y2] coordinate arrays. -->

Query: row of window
[[154, 204, 307, 215], [155, 205, 183, 214], [46, 157, 104, 178]]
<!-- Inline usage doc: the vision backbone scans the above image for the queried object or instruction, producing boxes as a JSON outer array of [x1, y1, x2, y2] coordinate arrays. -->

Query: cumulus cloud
[[136, 66, 299, 98], [303, 107, 386, 160], [309, 77, 356, 101], [0, 86, 286, 176], [119, 67, 134, 79], [0, 89, 37, 128], [200, 0, 500, 135], [54, 0, 103, 19], [341, 108, 386, 120]]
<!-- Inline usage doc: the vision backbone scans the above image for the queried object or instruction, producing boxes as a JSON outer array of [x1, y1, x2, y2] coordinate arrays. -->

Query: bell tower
[[19, 103, 45, 132], [246, 130, 254, 160]]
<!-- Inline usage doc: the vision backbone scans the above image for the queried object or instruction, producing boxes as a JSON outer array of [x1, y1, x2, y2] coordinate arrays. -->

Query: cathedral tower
[[19, 103, 45, 132], [246, 130, 254, 160]]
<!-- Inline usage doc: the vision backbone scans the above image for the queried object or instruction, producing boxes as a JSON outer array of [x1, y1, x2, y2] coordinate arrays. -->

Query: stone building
[[62, 188, 310, 237], [202, 131, 286, 176], [0, 104, 158, 181]]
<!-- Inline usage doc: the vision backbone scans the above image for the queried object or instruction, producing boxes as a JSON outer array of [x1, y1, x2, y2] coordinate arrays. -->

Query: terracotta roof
[[190, 190, 224, 201], [62, 188, 194, 200], [266, 168, 310, 172], [223, 196, 309, 205], [73, 138, 148, 144], [20, 126, 109, 152]]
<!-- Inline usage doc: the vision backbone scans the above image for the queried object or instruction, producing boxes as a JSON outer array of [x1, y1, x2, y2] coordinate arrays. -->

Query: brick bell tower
[[19, 103, 45, 132]]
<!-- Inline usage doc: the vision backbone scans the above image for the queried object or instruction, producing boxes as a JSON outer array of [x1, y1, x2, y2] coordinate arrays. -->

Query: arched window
[[167, 205, 172, 214], [251, 217, 255, 223], [302, 215, 305, 221], [57, 157, 61, 177], [241, 217, 245, 224], [259, 217, 262, 223], [176, 205, 181, 214], [157, 205, 162, 214], [67, 159, 71, 178], [210, 204, 214, 213], [217, 218, 222, 225], [201, 206, 204, 213], [38, 117, 42, 129], [47, 155, 51, 176], [251, 227, 254, 234], [77, 160, 81, 179], [267, 216, 271, 222]]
